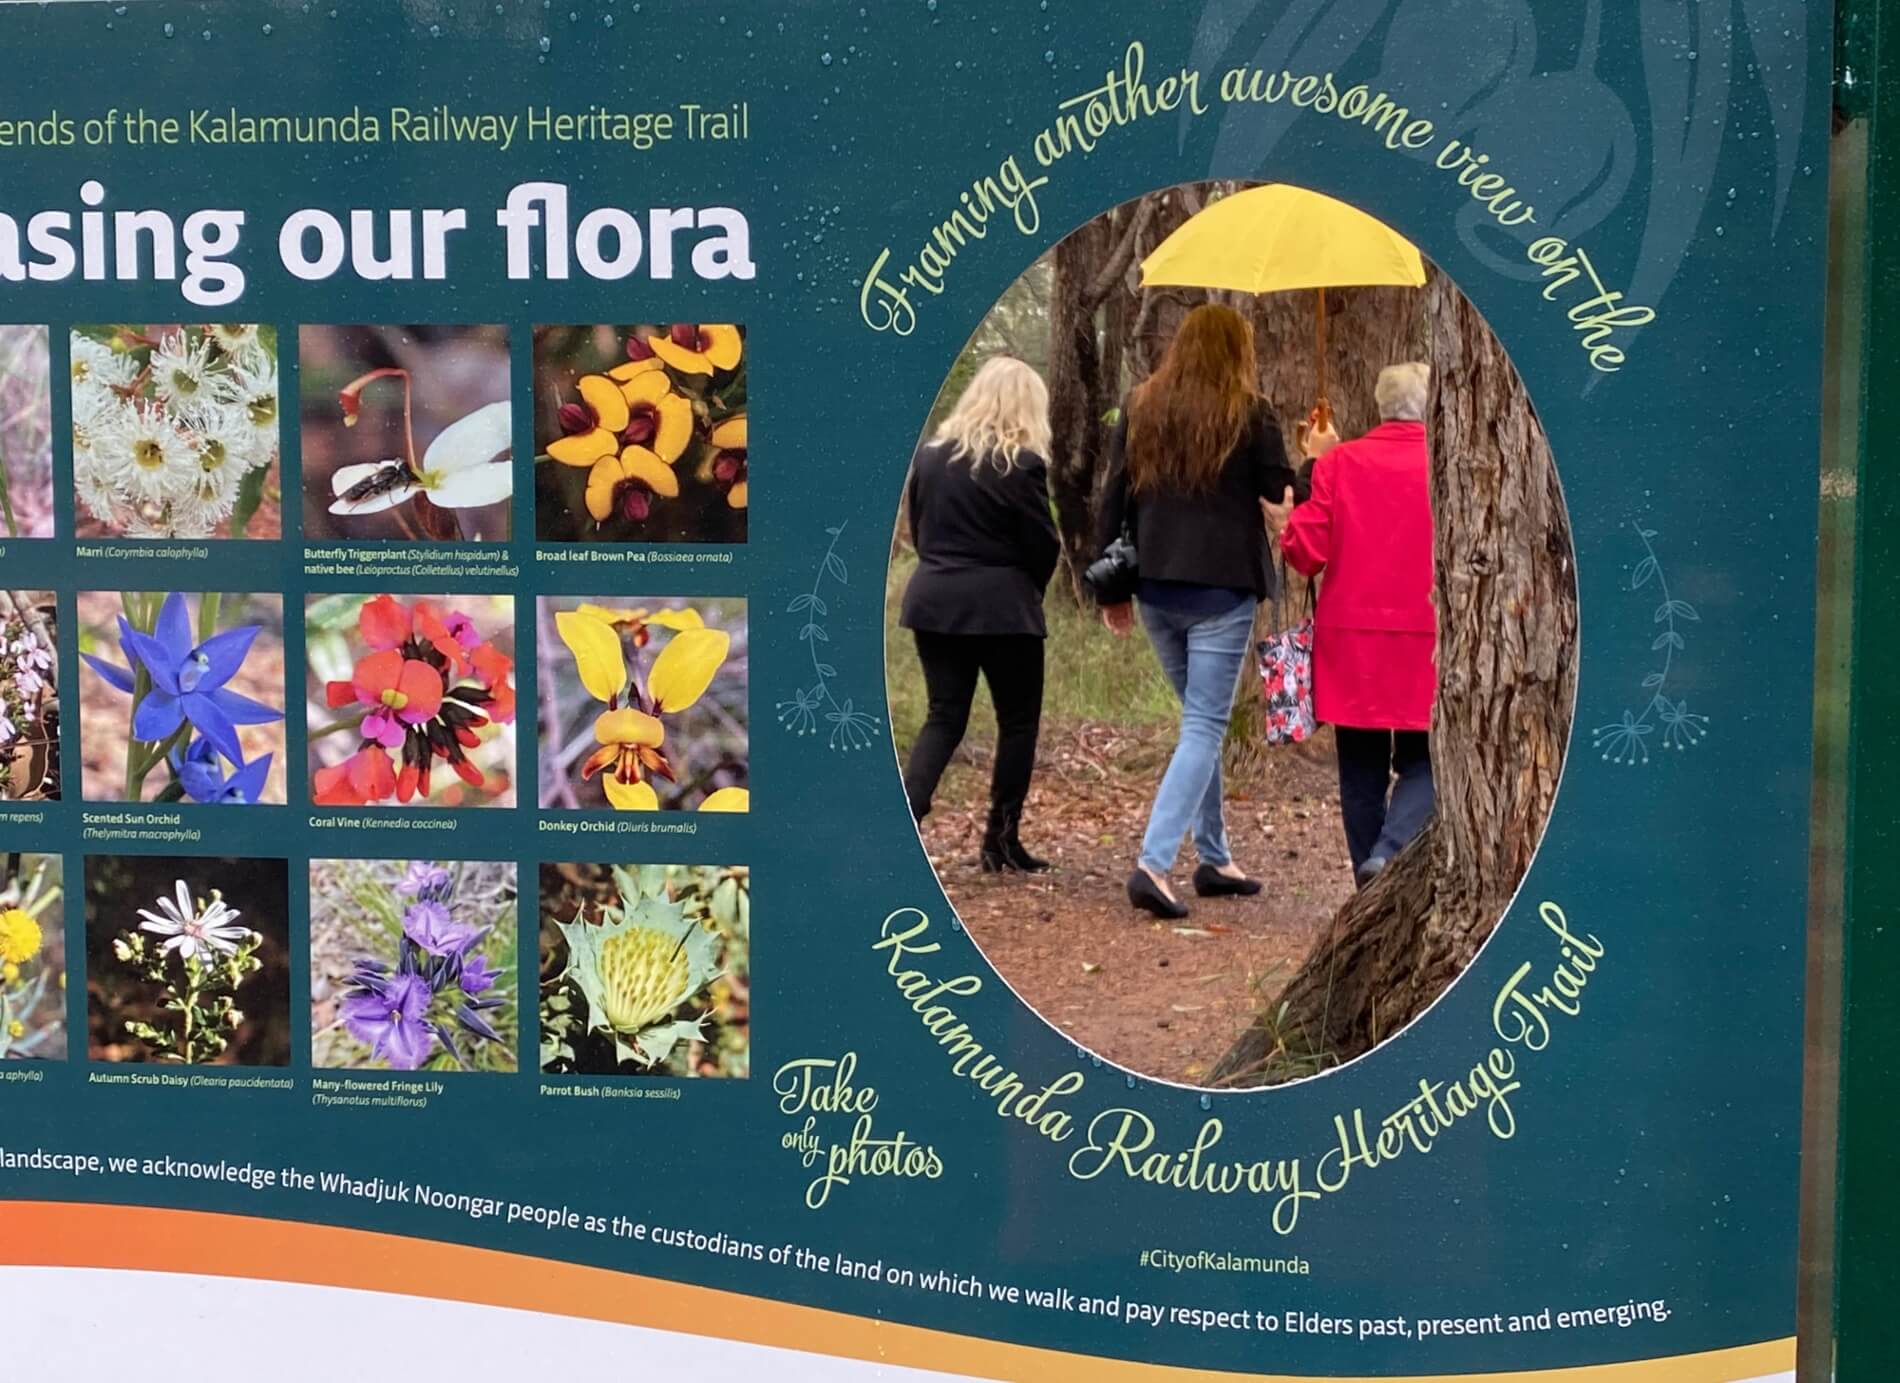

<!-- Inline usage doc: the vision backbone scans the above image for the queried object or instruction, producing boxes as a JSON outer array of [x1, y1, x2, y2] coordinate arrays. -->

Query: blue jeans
[[1136, 598, 1256, 875]]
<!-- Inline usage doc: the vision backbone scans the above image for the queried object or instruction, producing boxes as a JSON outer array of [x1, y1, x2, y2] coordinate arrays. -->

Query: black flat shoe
[[1126, 870, 1189, 920], [1192, 863, 1262, 897]]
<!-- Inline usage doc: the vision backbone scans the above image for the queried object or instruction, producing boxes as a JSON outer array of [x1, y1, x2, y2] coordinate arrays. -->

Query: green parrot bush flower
[[540, 862, 749, 1078]]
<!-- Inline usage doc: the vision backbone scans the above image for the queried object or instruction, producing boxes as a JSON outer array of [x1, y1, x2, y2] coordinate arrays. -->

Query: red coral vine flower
[[316, 594, 516, 806]]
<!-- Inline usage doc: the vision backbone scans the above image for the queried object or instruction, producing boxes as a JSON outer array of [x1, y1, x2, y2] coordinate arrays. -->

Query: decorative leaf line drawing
[[776, 522, 881, 752], [1592, 522, 1709, 766]]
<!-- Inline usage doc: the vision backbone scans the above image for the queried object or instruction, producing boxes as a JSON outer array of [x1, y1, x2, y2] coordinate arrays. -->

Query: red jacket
[[1280, 420, 1436, 731]]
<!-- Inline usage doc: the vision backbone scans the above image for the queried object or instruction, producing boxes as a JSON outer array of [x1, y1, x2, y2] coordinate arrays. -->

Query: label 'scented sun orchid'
[[555, 879, 721, 1067]]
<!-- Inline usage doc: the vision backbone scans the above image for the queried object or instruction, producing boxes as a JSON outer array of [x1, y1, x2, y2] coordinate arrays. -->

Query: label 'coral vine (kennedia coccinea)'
[[313, 594, 516, 807]]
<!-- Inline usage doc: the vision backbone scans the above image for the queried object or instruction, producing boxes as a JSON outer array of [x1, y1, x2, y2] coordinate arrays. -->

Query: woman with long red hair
[[1095, 304, 1300, 919]]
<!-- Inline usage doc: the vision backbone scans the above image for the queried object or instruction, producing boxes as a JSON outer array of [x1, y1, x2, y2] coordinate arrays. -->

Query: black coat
[[1095, 401, 1302, 602], [901, 439, 1062, 637]]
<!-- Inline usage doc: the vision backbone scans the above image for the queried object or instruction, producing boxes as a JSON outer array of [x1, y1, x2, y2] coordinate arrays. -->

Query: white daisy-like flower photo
[[136, 879, 252, 963]]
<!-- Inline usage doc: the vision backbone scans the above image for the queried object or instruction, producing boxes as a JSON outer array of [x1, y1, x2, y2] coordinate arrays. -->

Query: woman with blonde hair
[[900, 355, 1062, 871], [1095, 304, 1301, 918]]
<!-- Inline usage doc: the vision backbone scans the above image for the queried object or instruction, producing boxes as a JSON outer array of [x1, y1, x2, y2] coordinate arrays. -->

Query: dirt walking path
[[915, 721, 1356, 1084]]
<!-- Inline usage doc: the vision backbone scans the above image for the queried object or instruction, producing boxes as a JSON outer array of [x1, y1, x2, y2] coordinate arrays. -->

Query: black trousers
[[1334, 727, 1434, 871], [902, 631, 1045, 825]]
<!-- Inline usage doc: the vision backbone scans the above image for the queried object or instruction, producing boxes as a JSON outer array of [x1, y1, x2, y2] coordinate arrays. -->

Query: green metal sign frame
[[1836, 0, 1897, 1378]]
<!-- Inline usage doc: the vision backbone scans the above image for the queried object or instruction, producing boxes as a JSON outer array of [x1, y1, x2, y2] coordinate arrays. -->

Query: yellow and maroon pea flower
[[584, 445, 679, 523], [646, 323, 743, 376], [709, 414, 747, 509]]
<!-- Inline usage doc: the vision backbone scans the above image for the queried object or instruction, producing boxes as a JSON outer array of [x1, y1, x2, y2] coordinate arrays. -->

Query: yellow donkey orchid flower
[[698, 786, 750, 812], [648, 627, 729, 713], [582, 706, 670, 809], [561, 609, 729, 812]]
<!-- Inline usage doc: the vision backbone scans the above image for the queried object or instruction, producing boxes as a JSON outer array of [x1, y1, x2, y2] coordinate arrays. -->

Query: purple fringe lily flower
[[339, 970, 435, 1070]]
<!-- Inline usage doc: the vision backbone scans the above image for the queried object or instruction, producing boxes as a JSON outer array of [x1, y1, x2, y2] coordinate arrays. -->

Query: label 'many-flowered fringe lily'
[[554, 881, 721, 1069]]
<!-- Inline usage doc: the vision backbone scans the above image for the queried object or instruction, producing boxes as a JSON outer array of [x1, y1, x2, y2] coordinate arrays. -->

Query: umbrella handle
[[1305, 289, 1333, 445]]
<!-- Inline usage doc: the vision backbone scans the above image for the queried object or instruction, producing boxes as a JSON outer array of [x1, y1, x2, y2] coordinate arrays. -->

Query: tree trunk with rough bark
[[1208, 272, 1577, 1086], [1045, 216, 1110, 594]]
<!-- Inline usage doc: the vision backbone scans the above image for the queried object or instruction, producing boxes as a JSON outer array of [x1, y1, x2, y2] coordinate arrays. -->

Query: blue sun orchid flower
[[81, 591, 282, 764], [168, 737, 273, 804]]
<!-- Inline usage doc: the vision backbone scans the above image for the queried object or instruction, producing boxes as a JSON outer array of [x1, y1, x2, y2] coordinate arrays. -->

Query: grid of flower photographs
[[21, 314, 754, 1081], [533, 323, 747, 543]]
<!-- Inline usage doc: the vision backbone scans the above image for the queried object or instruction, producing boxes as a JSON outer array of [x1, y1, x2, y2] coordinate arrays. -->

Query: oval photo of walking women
[[885, 183, 1578, 1090]]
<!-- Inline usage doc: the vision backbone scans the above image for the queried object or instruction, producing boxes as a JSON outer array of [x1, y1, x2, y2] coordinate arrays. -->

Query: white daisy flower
[[137, 880, 251, 963]]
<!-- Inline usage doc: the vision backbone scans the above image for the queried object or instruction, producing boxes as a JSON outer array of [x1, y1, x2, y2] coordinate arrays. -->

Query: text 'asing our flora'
[[0, 181, 753, 306]]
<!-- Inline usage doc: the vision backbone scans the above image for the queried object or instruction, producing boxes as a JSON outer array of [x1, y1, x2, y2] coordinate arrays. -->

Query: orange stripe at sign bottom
[[0, 1201, 1792, 1383]]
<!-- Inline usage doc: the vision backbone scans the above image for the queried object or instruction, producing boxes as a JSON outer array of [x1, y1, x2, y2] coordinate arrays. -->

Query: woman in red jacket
[[1266, 362, 1437, 888]]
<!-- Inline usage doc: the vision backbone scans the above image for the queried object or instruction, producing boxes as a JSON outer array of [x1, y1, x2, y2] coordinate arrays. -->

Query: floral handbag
[[1258, 560, 1316, 746]]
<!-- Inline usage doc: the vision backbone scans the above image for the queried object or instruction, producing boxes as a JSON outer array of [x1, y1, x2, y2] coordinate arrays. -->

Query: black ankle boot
[[980, 806, 1048, 873], [999, 808, 1049, 872], [979, 806, 1012, 873]]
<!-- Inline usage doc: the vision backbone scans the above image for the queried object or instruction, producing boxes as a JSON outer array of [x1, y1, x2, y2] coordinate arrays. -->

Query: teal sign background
[[0, 1, 1827, 1375]]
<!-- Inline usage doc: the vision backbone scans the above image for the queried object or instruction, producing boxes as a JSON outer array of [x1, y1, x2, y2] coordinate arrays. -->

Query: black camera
[[1084, 535, 1139, 605]]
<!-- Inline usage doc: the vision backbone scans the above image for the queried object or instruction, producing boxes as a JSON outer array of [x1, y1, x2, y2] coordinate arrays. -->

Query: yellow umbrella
[[1140, 183, 1425, 431]]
